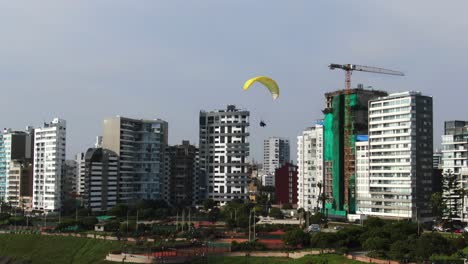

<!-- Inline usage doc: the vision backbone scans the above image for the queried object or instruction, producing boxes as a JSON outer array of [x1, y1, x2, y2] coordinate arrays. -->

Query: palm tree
[[316, 182, 323, 212]]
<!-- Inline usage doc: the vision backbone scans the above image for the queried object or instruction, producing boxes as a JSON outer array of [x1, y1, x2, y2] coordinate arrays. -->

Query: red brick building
[[275, 163, 298, 205]]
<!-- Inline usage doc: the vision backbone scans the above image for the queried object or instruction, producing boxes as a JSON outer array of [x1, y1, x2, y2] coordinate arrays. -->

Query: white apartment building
[[75, 152, 85, 195], [199, 105, 250, 205], [262, 174, 275, 187], [441, 121, 468, 221], [83, 148, 118, 212], [297, 123, 323, 212], [355, 137, 371, 214], [367, 92, 433, 220], [102, 116, 168, 202], [263, 137, 290, 175], [33, 118, 67, 211]]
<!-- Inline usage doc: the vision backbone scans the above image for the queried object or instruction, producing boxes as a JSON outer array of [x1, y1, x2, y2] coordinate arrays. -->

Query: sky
[[1, 0, 468, 161]]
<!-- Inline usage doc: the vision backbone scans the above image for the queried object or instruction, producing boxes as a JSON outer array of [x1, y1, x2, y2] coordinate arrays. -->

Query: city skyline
[[2, 1, 468, 161]]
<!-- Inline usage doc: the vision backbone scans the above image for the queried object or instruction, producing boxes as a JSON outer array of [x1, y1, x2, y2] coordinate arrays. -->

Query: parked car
[[307, 224, 321, 233], [333, 226, 343, 230]]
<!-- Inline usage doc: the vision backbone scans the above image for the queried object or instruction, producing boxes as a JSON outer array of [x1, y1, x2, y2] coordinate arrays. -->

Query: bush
[[56, 219, 79, 231], [282, 228, 310, 247], [269, 208, 283, 219], [104, 220, 121, 232], [310, 232, 338, 249], [362, 237, 390, 252], [231, 241, 267, 251], [80, 216, 98, 230], [8, 216, 27, 226]]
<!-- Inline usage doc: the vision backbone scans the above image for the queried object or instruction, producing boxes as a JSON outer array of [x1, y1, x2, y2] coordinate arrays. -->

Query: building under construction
[[323, 86, 387, 217]]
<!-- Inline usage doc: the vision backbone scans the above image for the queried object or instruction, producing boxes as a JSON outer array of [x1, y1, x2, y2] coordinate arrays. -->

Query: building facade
[[262, 174, 275, 187], [323, 88, 387, 217], [275, 163, 298, 205], [441, 120, 468, 221], [63, 160, 78, 200], [199, 105, 250, 204], [33, 118, 67, 211], [0, 129, 33, 203], [355, 136, 370, 215], [297, 122, 323, 212], [102, 116, 168, 203], [165, 141, 199, 207], [367, 91, 433, 220], [263, 137, 290, 176], [75, 152, 86, 196], [7, 160, 33, 209], [82, 148, 119, 212]]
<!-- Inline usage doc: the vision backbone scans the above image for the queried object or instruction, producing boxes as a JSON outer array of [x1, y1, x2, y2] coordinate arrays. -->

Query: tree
[[443, 170, 461, 225], [310, 232, 338, 249], [431, 192, 447, 224], [362, 237, 390, 252], [81, 216, 98, 230], [104, 220, 121, 232], [283, 228, 310, 247], [412, 233, 454, 261], [108, 204, 128, 217], [203, 199, 215, 211], [208, 207, 220, 223], [388, 239, 413, 261], [268, 207, 283, 219], [316, 182, 323, 212]]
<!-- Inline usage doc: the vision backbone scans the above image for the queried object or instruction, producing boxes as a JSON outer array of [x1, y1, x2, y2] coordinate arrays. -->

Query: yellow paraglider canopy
[[243, 76, 279, 100]]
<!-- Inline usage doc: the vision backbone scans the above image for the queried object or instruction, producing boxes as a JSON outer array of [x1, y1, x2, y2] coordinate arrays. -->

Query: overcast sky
[[1, 1, 467, 161]]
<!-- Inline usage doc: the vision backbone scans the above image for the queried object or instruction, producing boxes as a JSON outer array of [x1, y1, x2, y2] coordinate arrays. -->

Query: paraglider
[[243, 76, 279, 100], [260, 121, 266, 127]]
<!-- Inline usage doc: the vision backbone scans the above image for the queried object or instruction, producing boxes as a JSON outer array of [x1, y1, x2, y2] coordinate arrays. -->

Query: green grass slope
[[0, 234, 122, 264], [193, 254, 365, 264]]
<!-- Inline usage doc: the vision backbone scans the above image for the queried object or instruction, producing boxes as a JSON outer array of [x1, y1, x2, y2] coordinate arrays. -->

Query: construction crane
[[328, 63, 404, 213]]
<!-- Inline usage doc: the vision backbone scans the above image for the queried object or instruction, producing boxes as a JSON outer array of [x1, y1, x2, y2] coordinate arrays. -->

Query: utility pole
[[136, 210, 139, 232], [182, 209, 185, 232], [253, 210, 256, 241], [248, 210, 251, 241], [176, 211, 179, 231], [417, 206, 420, 236]]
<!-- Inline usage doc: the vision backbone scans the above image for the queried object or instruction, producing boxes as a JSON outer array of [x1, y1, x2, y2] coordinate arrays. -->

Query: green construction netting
[[324, 93, 360, 215]]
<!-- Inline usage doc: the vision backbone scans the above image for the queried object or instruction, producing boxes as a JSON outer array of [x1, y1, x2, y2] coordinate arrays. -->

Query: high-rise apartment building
[[75, 152, 85, 196], [441, 120, 468, 221], [8, 160, 33, 209], [355, 136, 370, 214], [0, 128, 34, 203], [82, 148, 119, 212], [297, 122, 323, 212], [165, 141, 199, 207], [367, 91, 433, 220], [63, 160, 78, 200], [263, 137, 290, 176], [102, 116, 168, 203], [275, 163, 298, 205], [433, 151, 443, 170], [33, 118, 67, 211], [323, 88, 387, 216], [199, 105, 250, 205]]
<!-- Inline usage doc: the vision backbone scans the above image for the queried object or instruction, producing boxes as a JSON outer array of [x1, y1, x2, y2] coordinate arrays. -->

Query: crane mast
[[328, 63, 404, 213]]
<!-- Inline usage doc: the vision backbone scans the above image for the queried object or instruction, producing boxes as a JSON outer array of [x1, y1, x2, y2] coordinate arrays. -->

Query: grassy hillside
[[0, 234, 122, 264], [193, 254, 366, 264]]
